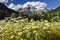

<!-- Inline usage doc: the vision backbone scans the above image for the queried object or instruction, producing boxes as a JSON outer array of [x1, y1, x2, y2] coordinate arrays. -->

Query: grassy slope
[[0, 19, 60, 40]]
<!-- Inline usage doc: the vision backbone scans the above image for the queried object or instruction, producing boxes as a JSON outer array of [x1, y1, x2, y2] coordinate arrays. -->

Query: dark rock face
[[0, 2, 18, 20], [0, 2, 8, 10], [0, 2, 7, 19]]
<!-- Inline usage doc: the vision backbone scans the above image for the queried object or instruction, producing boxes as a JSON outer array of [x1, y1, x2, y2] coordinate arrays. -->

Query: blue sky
[[7, 0, 60, 8]]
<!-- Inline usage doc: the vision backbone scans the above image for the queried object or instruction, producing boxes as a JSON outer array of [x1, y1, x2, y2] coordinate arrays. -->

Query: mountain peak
[[56, 6, 60, 9]]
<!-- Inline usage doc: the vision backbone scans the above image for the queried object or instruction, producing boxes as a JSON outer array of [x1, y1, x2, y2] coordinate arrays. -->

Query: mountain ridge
[[0, 2, 18, 19]]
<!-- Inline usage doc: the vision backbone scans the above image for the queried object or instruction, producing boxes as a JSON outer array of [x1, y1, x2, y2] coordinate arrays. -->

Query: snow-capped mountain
[[17, 5, 48, 14], [8, 2, 48, 14]]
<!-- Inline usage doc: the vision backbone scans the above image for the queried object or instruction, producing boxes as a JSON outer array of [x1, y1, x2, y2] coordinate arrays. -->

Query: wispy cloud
[[0, 0, 8, 3]]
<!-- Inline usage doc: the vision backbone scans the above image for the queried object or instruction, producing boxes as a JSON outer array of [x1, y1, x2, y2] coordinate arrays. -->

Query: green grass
[[0, 19, 60, 40]]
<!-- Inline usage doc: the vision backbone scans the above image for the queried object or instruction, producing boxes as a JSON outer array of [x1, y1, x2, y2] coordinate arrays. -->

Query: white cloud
[[23, 1, 47, 8], [8, 3, 22, 11], [8, 3, 15, 9], [8, 1, 47, 13], [0, 0, 8, 3]]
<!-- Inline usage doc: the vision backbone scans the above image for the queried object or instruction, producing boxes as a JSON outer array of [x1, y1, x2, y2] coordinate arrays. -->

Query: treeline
[[0, 10, 19, 19], [18, 12, 60, 22], [0, 9, 60, 22]]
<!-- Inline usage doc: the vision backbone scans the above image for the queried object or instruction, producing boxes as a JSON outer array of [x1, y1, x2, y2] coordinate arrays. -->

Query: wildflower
[[33, 31, 37, 33], [18, 32, 23, 36], [31, 26, 37, 29], [43, 27, 47, 29], [44, 20, 48, 23], [0, 27, 3, 33], [10, 35, 15, 39], [23, 29, 29, 33]]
